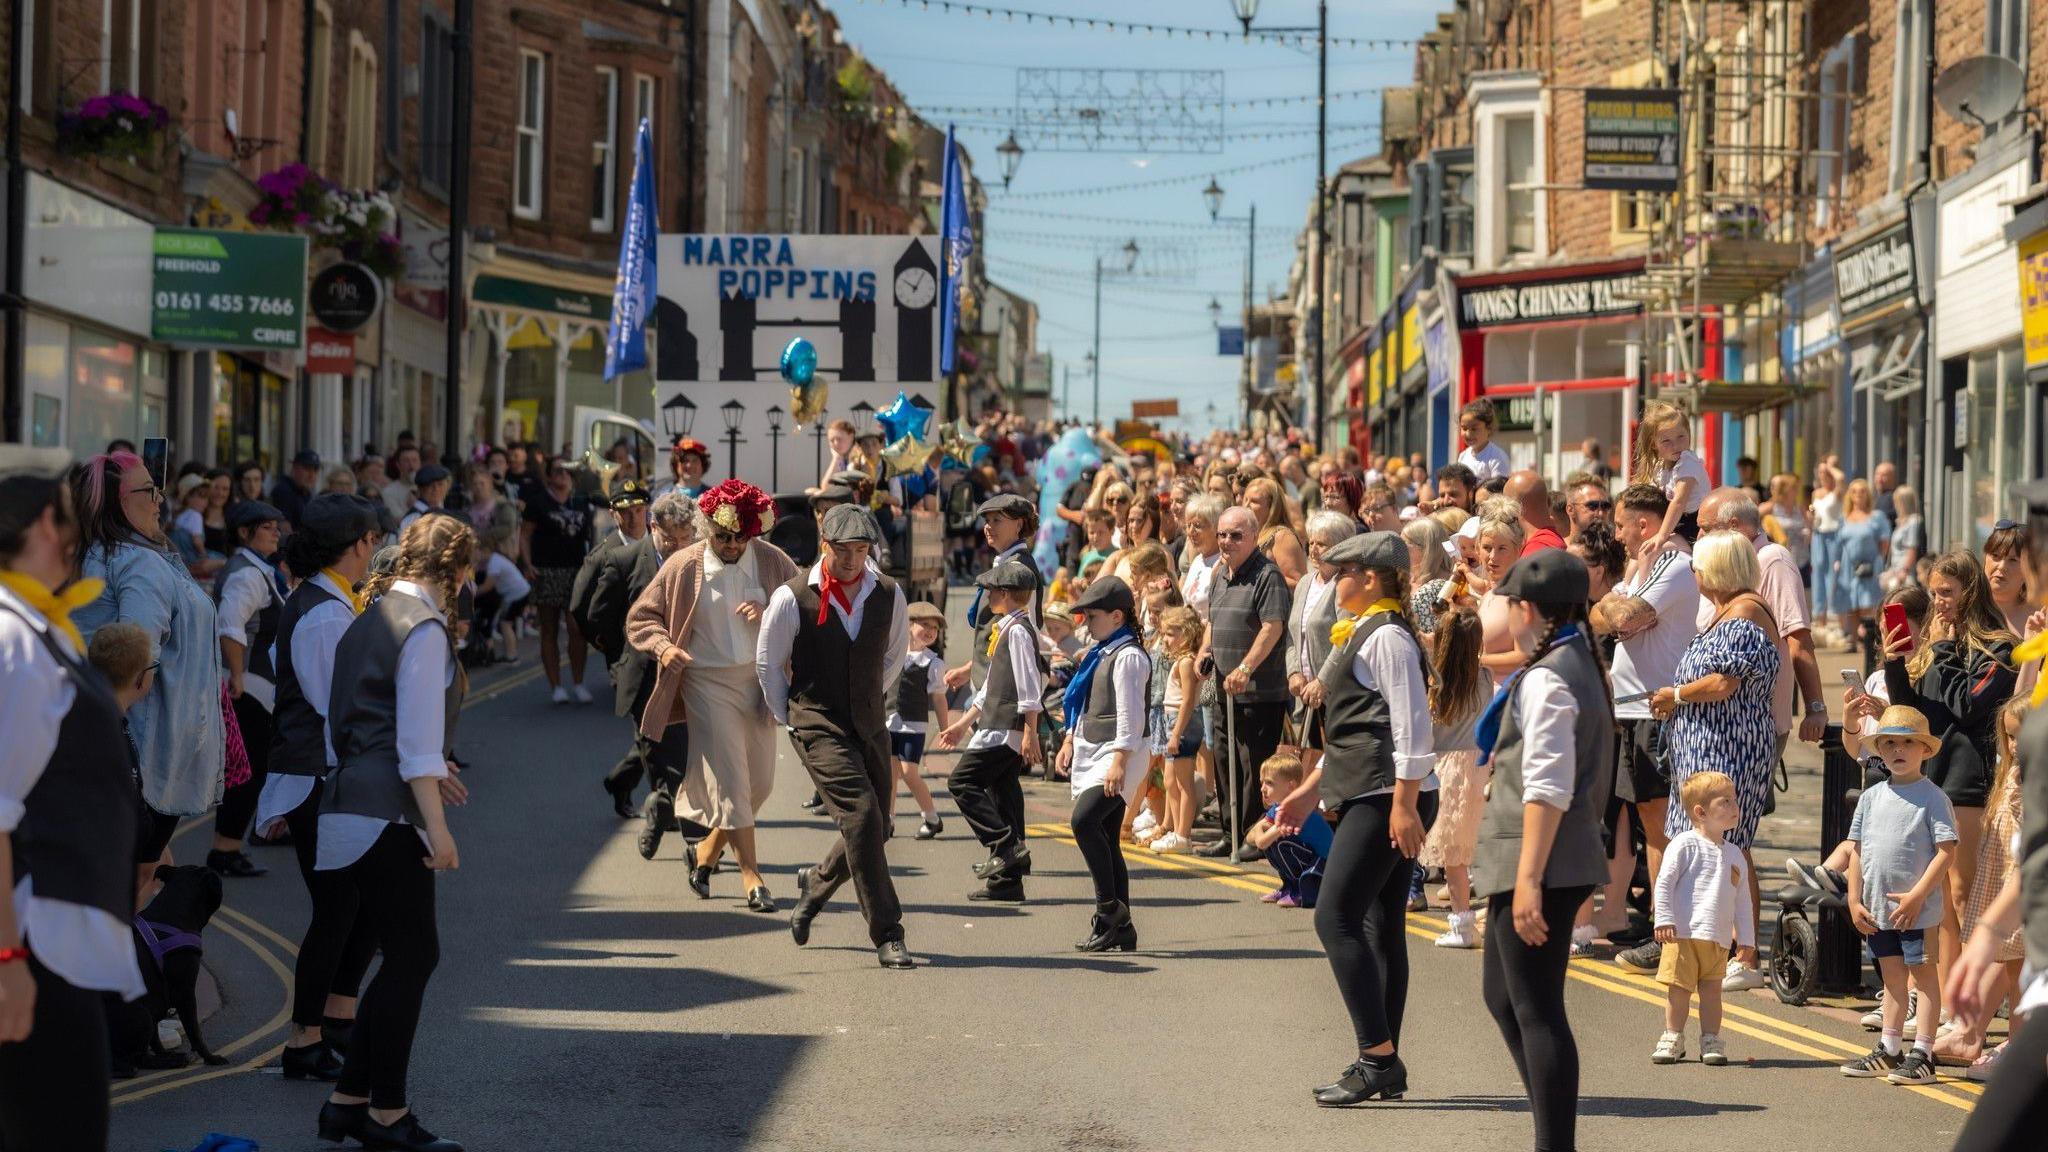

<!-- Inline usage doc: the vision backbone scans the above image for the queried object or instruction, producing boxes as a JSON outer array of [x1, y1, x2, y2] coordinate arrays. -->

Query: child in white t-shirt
[[891, 603, 952, 839], [1455, 397, 1512, 483], [477, 543, 532, 661], [1634, 400, 1708, 549], [1651, 770, 1755, 1067]]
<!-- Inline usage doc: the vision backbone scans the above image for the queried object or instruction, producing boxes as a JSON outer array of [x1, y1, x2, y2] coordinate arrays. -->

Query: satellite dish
[[1935, 55, 2024, 131]]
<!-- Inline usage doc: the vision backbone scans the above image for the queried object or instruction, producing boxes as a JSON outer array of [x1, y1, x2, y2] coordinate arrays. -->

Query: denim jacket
[[75, 539, 225, 817]]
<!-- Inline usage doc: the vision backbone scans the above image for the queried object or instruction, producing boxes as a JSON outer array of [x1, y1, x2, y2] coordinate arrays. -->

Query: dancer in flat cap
[[759, 504, 914, 969]]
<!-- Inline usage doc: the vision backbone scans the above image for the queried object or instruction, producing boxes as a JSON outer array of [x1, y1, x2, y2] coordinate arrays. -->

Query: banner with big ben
[[653, 235, 944, 491]]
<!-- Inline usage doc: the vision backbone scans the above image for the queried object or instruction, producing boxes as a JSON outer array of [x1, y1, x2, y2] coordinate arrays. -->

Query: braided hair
[[360, 515, 476, 616], [1521, 597, 1615, 719]]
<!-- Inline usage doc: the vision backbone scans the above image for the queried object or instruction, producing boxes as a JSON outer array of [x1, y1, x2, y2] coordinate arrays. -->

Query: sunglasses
[[1217, 529, 1247, 541], [1574, 499, 1613, 512], [710, 530, 743, 545]]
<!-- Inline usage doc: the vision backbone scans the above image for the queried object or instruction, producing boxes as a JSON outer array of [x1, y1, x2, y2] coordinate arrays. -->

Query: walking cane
[[1224, 683, 1240, 860]]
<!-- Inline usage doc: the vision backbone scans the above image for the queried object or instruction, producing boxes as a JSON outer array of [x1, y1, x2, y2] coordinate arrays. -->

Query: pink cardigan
[[625, 538, 799, 738]]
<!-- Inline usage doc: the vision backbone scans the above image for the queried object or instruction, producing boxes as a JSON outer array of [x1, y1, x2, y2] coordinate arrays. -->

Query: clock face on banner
[[894, 267, 937, 310]]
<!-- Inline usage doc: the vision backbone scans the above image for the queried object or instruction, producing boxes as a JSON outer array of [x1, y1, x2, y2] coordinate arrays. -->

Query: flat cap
[[610, 479, 651, 509], [808, 483, 855, 508], [819, 503, 882, 545], [227, 500, 285, 530], [300, 493, 384, 548], [974, 558, 1038, 592], [1071, 575, 1135, 618], [827, 470, 872, 490], [1322, 530, 1407, 572], [907, 600, 947, 625], [291, 449, 321, 469], [1495, 548, 1590, 608], [413, 464, 451, 487], [975, 493, 1034, 520]]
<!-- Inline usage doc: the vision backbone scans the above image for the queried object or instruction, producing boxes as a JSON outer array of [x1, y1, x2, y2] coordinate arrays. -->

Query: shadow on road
[[1368, 1094, 1768, 1118]]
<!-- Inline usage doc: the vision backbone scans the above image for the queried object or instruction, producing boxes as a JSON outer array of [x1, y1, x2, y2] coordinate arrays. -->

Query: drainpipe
[[4, 0, 28, 441]]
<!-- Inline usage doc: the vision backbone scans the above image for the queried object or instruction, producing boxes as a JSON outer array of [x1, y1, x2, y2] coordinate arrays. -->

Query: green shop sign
[[151, 229, 309, 351], [472, 274, 610, 320]]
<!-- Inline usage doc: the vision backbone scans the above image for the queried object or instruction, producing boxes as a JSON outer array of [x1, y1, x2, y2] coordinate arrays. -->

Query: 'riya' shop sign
[[1455, 267, 1645, 329], [653, 234, 945, 489]]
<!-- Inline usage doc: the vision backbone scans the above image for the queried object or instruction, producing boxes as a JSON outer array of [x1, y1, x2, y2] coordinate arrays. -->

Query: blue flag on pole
[[939, 125, 973, 375], [605, 117, 656, 382]]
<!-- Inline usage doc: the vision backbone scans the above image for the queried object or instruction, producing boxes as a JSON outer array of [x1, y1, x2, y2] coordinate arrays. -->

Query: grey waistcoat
[[1315, 613, 1417, 807], [322, 591, 462, 827], [1077, 642, 1151, 744], [1473, 632, 1615, 899], [268, 579, 342, 776], [980, 615, 1038, 733], [214, 551, 281, 682]]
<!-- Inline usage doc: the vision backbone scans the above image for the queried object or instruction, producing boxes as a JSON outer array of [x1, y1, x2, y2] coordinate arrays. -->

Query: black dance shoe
[[316, 1100, 368, 1143], [746, 885, 777, 913], [636, 795, 667, 860], [801, 792, 826, 813], [1194, 839, 1233, 858], [1313, 1055, 1408, 1106], [789, 866, 836, 946], [966, 878, 1026, 903], [1075, 901, 1138, 952], [322, 1016, 355, 1055], [282, 1040, 344, 1082], [970, 845, 1030, 881], [605, 777, 637, 819], [358, 1110, 464, 1151], [915, 817, 943, 840], [207, 849, 267, 878], [877, 940, 914, 970], [687, 865, 713, 899]]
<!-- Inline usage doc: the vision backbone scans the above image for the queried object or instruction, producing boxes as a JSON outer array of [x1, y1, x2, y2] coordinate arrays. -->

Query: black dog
[[107, 864, 227, 1078]]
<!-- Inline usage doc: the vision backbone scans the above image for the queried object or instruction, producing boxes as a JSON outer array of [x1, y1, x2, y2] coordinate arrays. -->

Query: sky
[[828, 0, 1447, 435]]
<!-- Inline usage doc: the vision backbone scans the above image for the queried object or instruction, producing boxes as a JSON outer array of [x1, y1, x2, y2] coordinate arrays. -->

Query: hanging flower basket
[[249, 167, 405, 280], [55, 91, 170, 161]]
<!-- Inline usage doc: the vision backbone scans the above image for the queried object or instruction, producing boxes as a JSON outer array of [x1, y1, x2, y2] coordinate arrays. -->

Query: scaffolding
[[1639, 0, 1835, 420]]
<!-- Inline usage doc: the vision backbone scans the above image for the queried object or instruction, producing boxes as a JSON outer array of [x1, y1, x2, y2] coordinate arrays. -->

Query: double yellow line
[[1024, 823, 1984, 1114]]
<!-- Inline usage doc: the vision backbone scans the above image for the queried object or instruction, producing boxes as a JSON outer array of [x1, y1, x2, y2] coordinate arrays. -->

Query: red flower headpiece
[[698, 479, 776, 539], [671, 437, 712, 464]]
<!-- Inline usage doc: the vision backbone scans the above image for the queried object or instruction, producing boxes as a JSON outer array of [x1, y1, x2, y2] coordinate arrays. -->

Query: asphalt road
[[112, 620, 1988, 1152]]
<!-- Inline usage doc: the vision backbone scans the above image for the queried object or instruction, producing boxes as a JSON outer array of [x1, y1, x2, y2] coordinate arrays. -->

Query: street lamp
[[1092, 240, 1139, 428], [849, 400, 875, 437], [810, 404, 829, 484], [765, 404, 785, 492], [1208, 297, 1223, 327], [1203, 176, 1225, 222], [1226, 0, 1326, 448], [996, 131, 1024, 189], [660, 392, 698, 441], [720, 398, 746, 479]]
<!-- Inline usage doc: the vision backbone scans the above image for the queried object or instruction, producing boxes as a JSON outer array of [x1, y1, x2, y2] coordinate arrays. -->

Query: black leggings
[[1482, 884, 1594, 1152], [284, 777, 378, 1028], [0, 954, 108, 1152], [1313, 794, 1420, 1053], [331, 824, 438, 1110], [216, 693, 273, 840], [1069, 786, 1130, 906], [1951, 1010, 2048, 1152]]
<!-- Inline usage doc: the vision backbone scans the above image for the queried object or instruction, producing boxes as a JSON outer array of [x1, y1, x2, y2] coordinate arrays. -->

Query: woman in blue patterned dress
[[1650, 531, 1782, 850]]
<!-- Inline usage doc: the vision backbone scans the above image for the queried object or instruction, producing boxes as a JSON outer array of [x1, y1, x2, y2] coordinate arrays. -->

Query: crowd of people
[[3, 390, 2047, 1151]]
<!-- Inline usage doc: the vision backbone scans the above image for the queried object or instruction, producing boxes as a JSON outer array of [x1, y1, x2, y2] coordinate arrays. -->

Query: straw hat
[[1872, 705, 1943, 756]]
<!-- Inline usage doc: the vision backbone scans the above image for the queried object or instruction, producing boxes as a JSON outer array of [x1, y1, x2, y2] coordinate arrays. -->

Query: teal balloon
[[779, 338, 817, 386], [874, 391, 930, 444]]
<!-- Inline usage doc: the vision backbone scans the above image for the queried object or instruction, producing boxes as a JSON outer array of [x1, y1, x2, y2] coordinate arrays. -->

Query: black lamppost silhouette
[[720, 399, 746, 479], [811, 406, 828, 485], [849, 400, 875, 437], [660, 392, 698, 441], [766, 404, 785, 492]]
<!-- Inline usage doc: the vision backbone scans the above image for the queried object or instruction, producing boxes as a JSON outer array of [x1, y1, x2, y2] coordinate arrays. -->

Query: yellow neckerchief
[[0, 571, 104, 655], [1329, 597, 1403, 648], [2016, 629, 2048, 707], [986, 608, 1026, 658], [320, 568, 367, 615]]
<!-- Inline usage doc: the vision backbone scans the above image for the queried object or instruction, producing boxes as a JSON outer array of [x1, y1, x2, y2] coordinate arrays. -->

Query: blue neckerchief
[[1475, 623, 1581, 766], [1063, 624, 1141, 730], [968, 542, 1029, 629]]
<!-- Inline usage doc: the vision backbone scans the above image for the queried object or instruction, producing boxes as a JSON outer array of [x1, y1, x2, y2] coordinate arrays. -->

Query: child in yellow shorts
[[1650, 771, 1755, 1066]]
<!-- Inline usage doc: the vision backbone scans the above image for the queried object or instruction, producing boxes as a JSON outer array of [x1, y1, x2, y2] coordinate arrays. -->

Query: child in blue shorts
[[891, 602, 953, 840], [1247, 753, 1331, 908]]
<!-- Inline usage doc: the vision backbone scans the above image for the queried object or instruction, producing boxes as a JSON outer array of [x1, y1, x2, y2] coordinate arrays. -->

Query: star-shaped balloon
[[874, 391, 931, 444], [779, 337, 817, 386], [934, 418, 981, 468], [881, 433, 936, 476]]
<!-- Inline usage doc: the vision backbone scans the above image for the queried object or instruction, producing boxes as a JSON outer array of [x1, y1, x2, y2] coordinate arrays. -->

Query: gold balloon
[[882, 433, 936, 476], [934, 418, 980, 466], [789, 381, 829, 425]]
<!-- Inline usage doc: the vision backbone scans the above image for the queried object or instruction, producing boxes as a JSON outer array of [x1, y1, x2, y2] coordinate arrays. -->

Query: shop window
[[420, 12, 455, 195], [307, 2, 334, 175], [591, 67, 619, 233], [515, 50, 547, 220], [343, 33, 379, 187], [1890, 0, 1931, 193], [68, 328, 139, 462]]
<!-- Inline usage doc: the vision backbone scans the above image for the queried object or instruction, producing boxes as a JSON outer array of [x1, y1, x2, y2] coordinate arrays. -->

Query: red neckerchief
[[817, 568, 856, 625]]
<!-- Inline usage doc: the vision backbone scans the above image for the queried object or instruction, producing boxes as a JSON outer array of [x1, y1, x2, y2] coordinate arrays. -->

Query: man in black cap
[[398, 464, 454, 533], [571, 480, 656, 819], [270, 449, 321, 530], [760, 503, 914, 969], [936, 558, 1045, 901]]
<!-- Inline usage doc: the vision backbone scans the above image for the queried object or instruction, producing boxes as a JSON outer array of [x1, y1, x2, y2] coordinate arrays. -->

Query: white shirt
[[1295, 571, 1336, 674], [888, 648, 949, 734], [254, 571, 356, 830], [482, 550, 531, 604], [1069, 644, 1152, 800], [1514, 666, 1578, 810], [0, 584, 147, 999], [174, 507, 206, 544], [1180, 550, 1222, 622], [216, 548, 283, 711], [1458, 441, 1512, 483], [756, 563, 910, 727], [1657, 450, 1710, 513], [967, 613, 1045, 752], [1654, 828, 1757, 949], [316, 581, 454, 871], [1610, 543, 1700, 720], [1348, 620, 1437, 795], [692, 545, 766, 668]]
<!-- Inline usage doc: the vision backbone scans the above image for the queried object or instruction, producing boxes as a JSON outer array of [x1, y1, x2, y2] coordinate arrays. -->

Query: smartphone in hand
[[141, 437, 170, 489], [1881, 601, 1913, 654]]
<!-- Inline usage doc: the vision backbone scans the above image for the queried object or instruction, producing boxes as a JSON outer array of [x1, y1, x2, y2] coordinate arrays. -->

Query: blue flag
[[939, 125, 973, 374], [605, 117, 656, 382]]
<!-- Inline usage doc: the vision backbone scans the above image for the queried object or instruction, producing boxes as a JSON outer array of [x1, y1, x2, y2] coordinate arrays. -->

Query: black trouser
[[331, 824, 438, 1109], [1069, 786, 1129, 906], [216, 693, 273, 840], [1314, 791, 1436, 1053], [794, 729, 903, 945], [0, 954, 108, 1152], [1482, 883, 1594, 1152], [1211, 698, 1285, 842], [138, 802, 179, 863], [284, 777, 378, 1028], [1951, 1010, 2048, 1152], [948, 743, 1028, 857]]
